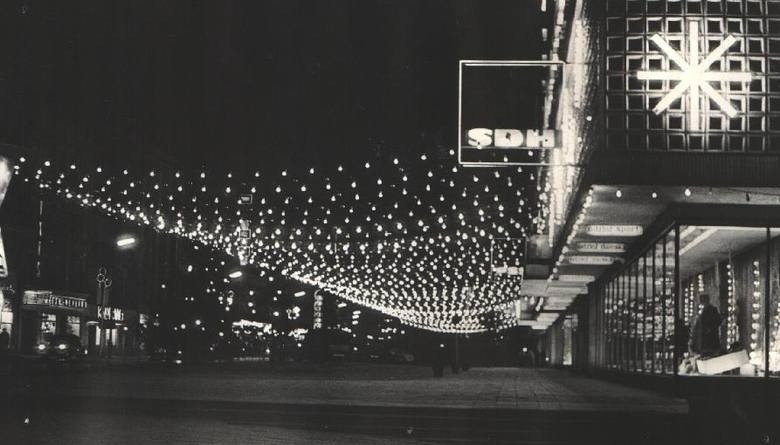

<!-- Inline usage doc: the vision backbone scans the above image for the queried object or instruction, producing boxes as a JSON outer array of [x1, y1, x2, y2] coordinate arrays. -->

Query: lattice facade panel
[[604, 0, 780, 152]]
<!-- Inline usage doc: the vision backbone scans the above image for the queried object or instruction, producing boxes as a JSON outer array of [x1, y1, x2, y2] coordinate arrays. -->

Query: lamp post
[[96, 267, 112, 357]]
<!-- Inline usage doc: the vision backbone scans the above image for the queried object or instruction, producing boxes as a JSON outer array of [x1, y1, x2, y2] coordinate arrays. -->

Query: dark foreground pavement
[[0, 362, 691, 444]]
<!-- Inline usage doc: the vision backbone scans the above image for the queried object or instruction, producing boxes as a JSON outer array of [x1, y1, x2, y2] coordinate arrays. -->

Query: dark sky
[[0, 0, 551, 170]]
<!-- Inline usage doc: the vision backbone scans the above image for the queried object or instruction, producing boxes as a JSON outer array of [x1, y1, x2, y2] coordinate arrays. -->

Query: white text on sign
[[466, 128, 557, 149]]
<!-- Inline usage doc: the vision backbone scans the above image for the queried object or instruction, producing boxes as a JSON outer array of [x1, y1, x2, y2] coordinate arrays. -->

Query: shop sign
[[557, 275, 595, 283], [313, 291, 323, 330], [584, 225, 643, 237], [458, 60, 563, 166], [97, 306, 124, 322], [23, 290, 88, 311], [575, 242, 626, 253], [567, 256, 618, 266], [492, 266, 524, 276], [465, 128, 557, 149]]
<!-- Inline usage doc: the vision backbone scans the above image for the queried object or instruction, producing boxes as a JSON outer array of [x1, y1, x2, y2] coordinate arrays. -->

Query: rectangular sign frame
[[458, 60, 567, 167]]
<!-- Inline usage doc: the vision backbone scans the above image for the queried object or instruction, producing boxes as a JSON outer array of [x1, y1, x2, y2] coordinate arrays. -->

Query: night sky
[[0, 1, 551, 170]]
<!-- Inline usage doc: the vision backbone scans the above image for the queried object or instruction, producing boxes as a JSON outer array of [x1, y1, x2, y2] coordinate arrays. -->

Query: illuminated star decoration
[[637, 22, 752, 131]]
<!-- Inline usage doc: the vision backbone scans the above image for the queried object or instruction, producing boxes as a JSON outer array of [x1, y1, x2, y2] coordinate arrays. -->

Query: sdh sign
[[458, 60, 563, 166]]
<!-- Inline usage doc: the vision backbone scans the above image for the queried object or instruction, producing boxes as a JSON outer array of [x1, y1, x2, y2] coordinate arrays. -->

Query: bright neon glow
[[637, 22, 752, 131], [116, 236, 137, 247]]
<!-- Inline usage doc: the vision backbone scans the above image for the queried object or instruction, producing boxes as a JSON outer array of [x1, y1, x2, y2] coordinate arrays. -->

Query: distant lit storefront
[[19, 290, 89, 351], [86, 305, 145, 356]]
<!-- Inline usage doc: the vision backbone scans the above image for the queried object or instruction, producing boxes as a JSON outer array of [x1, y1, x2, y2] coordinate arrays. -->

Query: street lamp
[[116, 236, 137, 248], [228, 270, 243, 279]]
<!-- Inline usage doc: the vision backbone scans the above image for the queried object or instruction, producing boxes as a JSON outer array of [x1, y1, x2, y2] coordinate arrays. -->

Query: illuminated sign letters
[[466, 128, 557, 149], [575, 242, 626, 253], [23, 290, 88, 312], [458, 60, 563, 166], [584, 225, 643, 237], [567, 256, 619, 266]]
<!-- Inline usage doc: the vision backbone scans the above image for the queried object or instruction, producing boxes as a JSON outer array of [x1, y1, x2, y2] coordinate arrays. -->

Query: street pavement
[[2, 411, 423, 445], [0, 362, 690, 444], [2, 361, 688, 412]]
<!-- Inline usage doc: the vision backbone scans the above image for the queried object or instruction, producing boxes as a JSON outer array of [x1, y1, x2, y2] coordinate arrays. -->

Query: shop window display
[[66, 315, 81, 337], [0, 290, 12, 336], [663, 234, 676, 374], [653, 240, 666, 373], [677, 226, 767, 377], [643, 251, 655, 372], [770, 228, 780, 377], [40, 313, 57, 338], [629, 262, 640, 372]]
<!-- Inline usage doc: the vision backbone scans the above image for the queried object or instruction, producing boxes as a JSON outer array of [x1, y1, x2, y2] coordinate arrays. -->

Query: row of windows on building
[[590, 225, 780, 377]]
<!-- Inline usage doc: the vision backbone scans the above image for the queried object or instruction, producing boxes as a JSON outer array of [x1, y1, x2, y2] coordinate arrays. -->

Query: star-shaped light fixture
[[637, 22, 752, 131]]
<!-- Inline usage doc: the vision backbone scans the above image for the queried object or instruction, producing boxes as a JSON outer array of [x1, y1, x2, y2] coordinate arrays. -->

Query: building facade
[[542, 0, 780, 390]]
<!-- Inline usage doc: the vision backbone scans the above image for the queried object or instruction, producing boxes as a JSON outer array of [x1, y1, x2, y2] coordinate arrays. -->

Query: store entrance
[[20, 310, 36, 353], [88, 324, 97, 355]]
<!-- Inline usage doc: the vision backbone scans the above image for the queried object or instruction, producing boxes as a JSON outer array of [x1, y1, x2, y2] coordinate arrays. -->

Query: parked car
[[37, 334, 86, 361]]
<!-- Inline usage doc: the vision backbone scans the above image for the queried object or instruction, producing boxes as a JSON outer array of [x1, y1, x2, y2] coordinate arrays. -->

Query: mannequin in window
[[689, 293, 723, 358]]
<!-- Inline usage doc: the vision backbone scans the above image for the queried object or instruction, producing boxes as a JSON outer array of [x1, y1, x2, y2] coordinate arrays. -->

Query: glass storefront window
[[643, 251, 654, 372], [770, 228, 780, 377], [677, 226, 767, 377], [40, 313, 57, 338], [617, 272, 625, 371], [593, 224, 780, 378], [607, 281, 615, 369], [620, 271, 628, 371], [66, 315, 81, 337], [653, 235, 667, 373], [635, 257, 645, 372], [628, 262, 638, 372], [663, 233, 675, 374], [0, 290, 12, 337]]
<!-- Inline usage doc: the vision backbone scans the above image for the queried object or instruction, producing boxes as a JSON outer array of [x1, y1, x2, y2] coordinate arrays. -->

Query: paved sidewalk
[[2, 411, 423, 445], [7, 364, 688, 414]]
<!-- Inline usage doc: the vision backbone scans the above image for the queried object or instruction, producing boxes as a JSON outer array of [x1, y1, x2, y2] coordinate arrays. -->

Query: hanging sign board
[[490, 238, 526, 277], [458, 60, 563, 166], [567, 256, 619, 266], [575, 242, 626, 253], [584, 225, 643, 237], [313, 291, 323, 330], [557, 274, 596, 283]]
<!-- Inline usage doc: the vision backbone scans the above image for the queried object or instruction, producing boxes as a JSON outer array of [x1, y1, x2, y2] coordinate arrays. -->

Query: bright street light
[[228, 270, 243, 279], [116, 236, 137, 248]]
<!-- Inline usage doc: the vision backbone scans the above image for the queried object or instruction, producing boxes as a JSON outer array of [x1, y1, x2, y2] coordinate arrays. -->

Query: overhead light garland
[[11, 151, 539, 333], [726, 261, 738, 348], [750, 260, 762, 369]]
